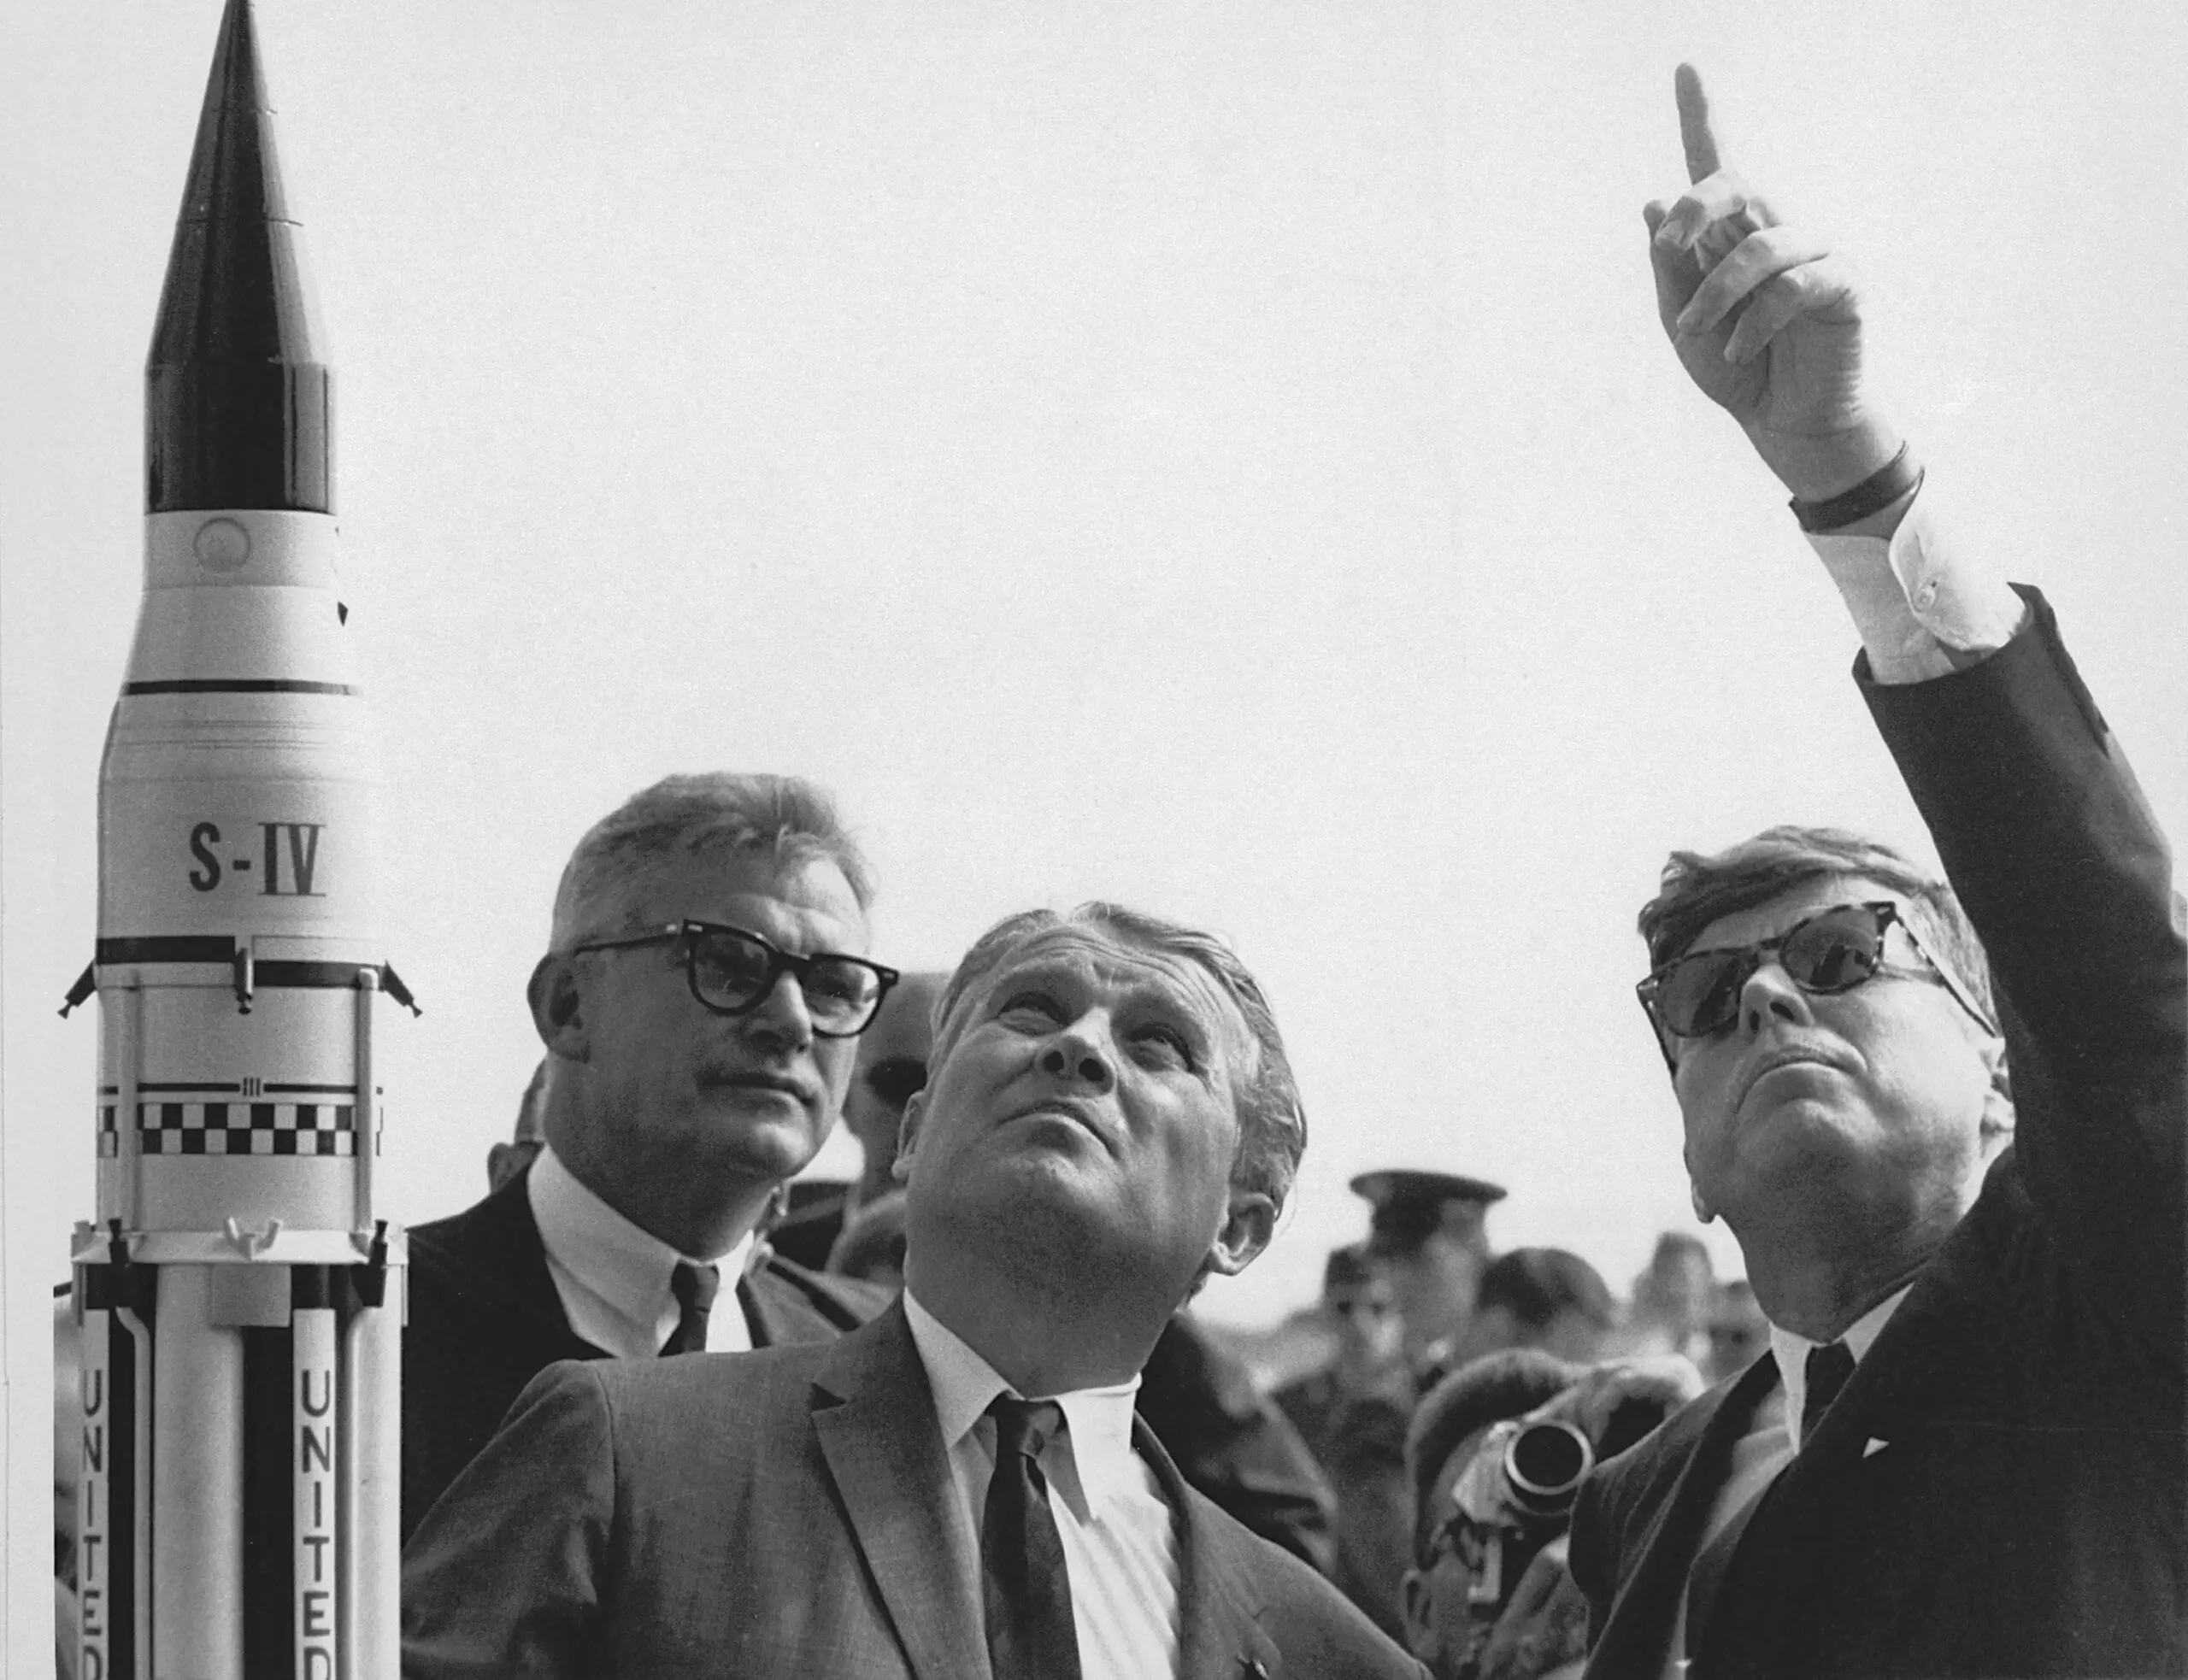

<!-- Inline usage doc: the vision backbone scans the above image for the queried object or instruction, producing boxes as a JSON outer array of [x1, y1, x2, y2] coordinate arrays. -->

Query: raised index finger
[[1675, 63, 1721, 183]]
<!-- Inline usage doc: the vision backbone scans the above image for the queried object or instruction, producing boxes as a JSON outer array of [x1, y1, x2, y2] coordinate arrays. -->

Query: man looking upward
[[403, 902, 1425, 1677], [1566, 68, 2185, 1679]]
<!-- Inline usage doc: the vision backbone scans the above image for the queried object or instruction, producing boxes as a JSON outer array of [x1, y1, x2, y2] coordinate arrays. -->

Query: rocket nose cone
[[146, 0, 332, 515], [183, 0, 287, 227]]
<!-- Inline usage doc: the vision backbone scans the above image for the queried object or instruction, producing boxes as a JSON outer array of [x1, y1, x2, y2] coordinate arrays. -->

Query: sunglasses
[[862, 1056, 928, 1107], [1637, 900, 1995, 1049], [568, 919, 899, 1038]]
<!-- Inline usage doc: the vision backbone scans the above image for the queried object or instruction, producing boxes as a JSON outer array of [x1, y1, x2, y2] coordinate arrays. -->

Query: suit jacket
[[1138, 1313, 1338, 1576], [401, 1165, 889, 1541], [402, 1299, 1428, 1678], [1569, 592, 2187, 1679]]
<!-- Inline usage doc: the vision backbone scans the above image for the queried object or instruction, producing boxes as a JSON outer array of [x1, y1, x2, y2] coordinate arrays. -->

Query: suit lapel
[[1699, 1267, 1970, 1671], [1591, 1355, 1780, 1678], [740, 1260, 837, 1348], [1135, 1419, 1282, 1680], [810, 1302, 989, 1680], [441, 1167, 603, 1361]]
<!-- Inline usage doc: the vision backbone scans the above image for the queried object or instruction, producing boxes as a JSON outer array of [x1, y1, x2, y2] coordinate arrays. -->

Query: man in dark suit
[[400, 772, 891, 1539], [403, 900, 1426, 1678], [1565, 68, 2185, 1678]]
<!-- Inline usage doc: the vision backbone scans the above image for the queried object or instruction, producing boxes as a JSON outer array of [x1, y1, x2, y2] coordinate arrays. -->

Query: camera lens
[[1502, 1419, 1595, 1517]]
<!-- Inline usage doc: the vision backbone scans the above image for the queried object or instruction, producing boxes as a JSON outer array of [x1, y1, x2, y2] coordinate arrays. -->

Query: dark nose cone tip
[[147, 0, 332, 514]]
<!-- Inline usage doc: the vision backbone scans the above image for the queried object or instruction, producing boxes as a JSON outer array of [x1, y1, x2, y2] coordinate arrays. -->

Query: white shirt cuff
[[1806, 482, 2028, 684]]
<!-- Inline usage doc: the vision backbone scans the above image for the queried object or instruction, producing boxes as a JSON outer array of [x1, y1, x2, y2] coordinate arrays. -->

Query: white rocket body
[[70, 6, 406, 1677]]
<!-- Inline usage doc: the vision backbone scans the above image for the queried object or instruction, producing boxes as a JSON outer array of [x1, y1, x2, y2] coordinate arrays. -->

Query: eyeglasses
[[1636, 899, 1995, 1050], [568, 920, 899, 1038]]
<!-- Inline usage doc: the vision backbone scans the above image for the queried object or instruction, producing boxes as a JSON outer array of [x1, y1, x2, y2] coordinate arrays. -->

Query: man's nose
[[741, 969, 815, 1051], [1738, 958, 1815, 1036], [1038, 1014, 1115, 1091]]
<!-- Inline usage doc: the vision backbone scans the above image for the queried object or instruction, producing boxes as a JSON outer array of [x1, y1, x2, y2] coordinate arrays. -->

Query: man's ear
[[1398, 1566, 1433, 1659], [1202, 1188, 1278, 1281], [527, 954, 589, 1060], [1978, 1035, 2015, 1154], [891, 1091, 926, 1184], [1684, 1146, 1715, 1224]]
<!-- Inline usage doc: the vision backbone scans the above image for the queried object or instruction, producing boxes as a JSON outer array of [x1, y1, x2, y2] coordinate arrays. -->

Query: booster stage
[[63, 3, 413, 1674]]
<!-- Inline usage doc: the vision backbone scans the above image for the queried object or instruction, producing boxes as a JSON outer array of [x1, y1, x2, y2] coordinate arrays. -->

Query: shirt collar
[[902, 1288, 1144, 1521], [1770, 1283, 1909, 1449], [528, 1143, 753, 1325]]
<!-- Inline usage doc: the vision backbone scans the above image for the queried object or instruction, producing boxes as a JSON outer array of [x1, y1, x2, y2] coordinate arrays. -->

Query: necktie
[[1802, 1341, 1856, 1442], [1687, 1346, 1855, 1660], [982, 1397, 1083, 1680], [661, 1260, 720, 1355]]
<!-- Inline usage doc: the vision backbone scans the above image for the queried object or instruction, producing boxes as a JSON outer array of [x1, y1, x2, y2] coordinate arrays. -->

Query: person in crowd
[[1403, 1354, 1699, 1680], [1425, 1248, 1618, 1385], [844, 970, 949, 1206], [403, 901, 1426, 1677], [1563, 67, 2185, 1678], [1403, 1351, 1580, 1680], [1320, 1383, 1417, 1641], [1700, 1280, 1767, 1387], [484, 1058, 549, 1195], [807, 970, 947, 1276], [1273, 1243, 1411, 1462], [1352, 1169, 1506, 1363], [1612, 1232, 1714, 1364], [773, 971, 950, 1269], [828, 1183, 911, 1283], [399, 773, 893, 1540]]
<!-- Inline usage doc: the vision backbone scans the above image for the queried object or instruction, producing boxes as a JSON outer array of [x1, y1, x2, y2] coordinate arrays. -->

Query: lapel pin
[[1863, 1437, 1890, 1458]]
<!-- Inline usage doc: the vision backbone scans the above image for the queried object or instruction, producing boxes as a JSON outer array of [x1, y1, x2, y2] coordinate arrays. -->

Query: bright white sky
[[5, 3, 2185, 1650]]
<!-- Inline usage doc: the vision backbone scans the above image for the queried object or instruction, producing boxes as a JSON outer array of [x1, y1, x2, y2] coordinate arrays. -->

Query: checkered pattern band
[[97, 1101, 381, 1157]]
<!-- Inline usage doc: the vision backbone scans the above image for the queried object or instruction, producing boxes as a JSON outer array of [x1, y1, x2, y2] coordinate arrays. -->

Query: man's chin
[[697, 1099, 827, 1175]]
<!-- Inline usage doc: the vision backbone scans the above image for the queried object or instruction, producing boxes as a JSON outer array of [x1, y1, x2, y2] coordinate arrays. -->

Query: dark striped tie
[[1803, 1341, 1856, 1442], [982, 1397, 1083, 1680], [661, 1260, 719, 1355]]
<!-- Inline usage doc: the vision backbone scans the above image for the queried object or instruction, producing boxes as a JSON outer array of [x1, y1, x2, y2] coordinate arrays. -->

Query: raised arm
[[1642, 67, 2185, 1352]]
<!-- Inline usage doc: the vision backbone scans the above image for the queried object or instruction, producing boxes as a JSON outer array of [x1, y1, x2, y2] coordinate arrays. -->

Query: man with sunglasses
[[399, 772, 893, 1539], [1559, 68, 2185, 1679]]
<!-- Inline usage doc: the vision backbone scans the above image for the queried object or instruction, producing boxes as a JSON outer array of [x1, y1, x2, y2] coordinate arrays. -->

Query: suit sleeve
[[401, 1361, 617, 1680], [1861, 588, 2187, 1354], [1567, 1466, 1620, 1644]]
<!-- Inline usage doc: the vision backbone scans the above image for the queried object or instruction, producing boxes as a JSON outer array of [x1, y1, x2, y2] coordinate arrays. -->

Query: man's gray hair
[[550, 773, 872, 949], [928, 902, 1307, 1213]]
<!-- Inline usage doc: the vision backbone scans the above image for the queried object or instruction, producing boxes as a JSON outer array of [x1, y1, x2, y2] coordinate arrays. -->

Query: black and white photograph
[[6, 3, 2183, 1676]]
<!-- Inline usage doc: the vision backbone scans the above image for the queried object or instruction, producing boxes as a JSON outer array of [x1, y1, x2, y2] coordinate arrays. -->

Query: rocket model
[[64, 3, 411, 1675]]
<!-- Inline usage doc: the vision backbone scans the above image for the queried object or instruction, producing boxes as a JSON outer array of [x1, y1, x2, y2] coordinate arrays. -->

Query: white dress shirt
[[903, 1289, 1180, 1680], [526, 1143, 755, 1357], [1808, 479, 2027, 684]]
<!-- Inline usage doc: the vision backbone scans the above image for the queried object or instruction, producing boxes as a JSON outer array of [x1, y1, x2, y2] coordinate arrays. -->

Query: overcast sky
[[7, 2, 2185, 1648]]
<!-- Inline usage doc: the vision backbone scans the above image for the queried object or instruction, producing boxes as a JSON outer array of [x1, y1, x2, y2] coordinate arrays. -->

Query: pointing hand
[[1641, 66, 1899, 501]]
